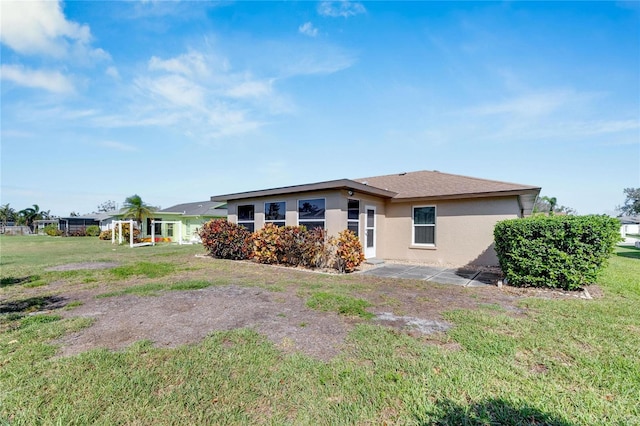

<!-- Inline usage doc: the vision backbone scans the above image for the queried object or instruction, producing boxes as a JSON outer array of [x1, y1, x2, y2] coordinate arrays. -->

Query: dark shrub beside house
[[199, 219, 254, 260], [494, 215, 621, 290], [200, 220, 365, 272]]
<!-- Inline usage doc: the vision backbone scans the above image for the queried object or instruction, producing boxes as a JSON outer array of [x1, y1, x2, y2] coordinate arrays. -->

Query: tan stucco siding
[[379, 196, 521, 266], [226, 190, 359, 236]]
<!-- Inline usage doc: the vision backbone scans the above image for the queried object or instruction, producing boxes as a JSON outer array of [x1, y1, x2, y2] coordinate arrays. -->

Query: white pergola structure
[[112, 219, 184, 247], [111, 220, 152, 248], [150, 220, 184, 245]]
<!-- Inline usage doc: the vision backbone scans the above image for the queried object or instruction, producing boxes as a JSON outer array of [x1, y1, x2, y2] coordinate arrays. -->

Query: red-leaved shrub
[[199, 219, 253, 260], [253, 223, 281, 264], [334, 229, 365, 273]]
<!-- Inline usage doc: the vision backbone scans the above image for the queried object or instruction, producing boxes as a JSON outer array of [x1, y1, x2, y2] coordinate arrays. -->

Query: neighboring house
[[57, 213, 113, 235], [143, 201, 227, 242], [619, 216, 640, 237], [211, 170, 541, 266]]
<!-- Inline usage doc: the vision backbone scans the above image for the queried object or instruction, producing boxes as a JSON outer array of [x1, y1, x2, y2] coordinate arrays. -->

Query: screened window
[[413, 206, 436, 245], [238, 205, 255, 232], [167, 223, 174, 237], [265, 201, 286, 227], [298, 198, 325, 230], [347, 199, 359, 236]]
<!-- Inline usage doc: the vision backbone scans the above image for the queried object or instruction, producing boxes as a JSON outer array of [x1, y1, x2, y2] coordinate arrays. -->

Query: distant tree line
[[617, 188, 640, 216], [0, 204, 54, 231], [533, 196, 577, 216]]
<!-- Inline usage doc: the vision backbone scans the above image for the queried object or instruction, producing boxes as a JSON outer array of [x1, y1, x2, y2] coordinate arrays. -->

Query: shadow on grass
[[423, 398, 574, 426], [616, 246, 640, 260], [0, 275, 40, 288], [0, 295, 68, 314]]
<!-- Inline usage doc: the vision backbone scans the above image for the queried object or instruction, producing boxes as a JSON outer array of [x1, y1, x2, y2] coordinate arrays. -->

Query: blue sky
[[1, 1, 638, 216]]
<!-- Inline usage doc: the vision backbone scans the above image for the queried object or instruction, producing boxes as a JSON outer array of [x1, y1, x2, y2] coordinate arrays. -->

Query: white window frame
[[412, 205, 436, 246], [264, 201, 286, 227], [297, 197, 326, 230], [237, 204, 255, 232]]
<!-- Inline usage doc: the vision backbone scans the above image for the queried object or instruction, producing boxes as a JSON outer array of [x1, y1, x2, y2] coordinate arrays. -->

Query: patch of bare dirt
[[57, 286, 349, 361], [45, 262, 120, 272], [41, 259, 602, 362]]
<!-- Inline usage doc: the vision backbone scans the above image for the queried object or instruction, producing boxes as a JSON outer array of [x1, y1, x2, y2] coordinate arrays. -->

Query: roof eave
[[388, 188, 541, 204], [211, 179, 397, 202]]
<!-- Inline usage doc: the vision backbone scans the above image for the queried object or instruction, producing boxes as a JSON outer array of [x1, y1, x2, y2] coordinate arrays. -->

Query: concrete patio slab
[[361, 264, 498, 287]]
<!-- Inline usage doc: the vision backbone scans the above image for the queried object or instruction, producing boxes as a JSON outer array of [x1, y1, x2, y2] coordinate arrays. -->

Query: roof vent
[[399, 172, 407, 176], [362, 181, 368, 185]]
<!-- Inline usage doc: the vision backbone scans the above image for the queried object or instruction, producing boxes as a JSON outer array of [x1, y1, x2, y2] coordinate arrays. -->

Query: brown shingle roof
[[211, 170, 541, 214], [356, 170, 540, 200]]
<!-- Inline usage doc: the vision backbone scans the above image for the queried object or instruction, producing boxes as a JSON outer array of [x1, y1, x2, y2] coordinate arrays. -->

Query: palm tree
[[544, 196, 557, 216], [18, 204, 41, 231], [121, 195, 154, 231], [0, 204, 16, 227]]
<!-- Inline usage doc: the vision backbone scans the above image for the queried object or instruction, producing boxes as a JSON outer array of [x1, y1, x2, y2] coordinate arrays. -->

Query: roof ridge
[[355, 169, 539, 189]]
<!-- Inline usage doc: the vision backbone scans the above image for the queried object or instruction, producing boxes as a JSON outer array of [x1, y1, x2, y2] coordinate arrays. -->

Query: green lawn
[[1, 236, 639, 425]]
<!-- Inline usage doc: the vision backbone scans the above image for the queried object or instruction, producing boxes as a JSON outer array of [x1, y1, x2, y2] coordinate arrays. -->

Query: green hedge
[[494, 215, 620, 290]]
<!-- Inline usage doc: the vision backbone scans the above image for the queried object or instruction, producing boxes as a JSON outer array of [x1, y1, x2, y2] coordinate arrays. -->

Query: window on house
[[167, 223, 173, 237], [413, 206, 436, 245], [147, 218, 162, 235], [264, 201, 286, 227], [347, 199, 359, 236], [298, 198, 325, 230], [238, 205, 255, 232]]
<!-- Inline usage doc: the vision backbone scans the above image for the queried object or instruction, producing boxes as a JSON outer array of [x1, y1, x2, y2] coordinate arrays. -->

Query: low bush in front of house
[[253, 223, 282, 264], [199, 219, 254, 260], [334, 229, 366, 273], [44, 224, 63, 236], [252, 225, 364, 272], [201, 220, 365, 272], [494, 215, 621, 290], [69, 227, 87, 237], [85, 225, 100, 237], [99, 223, 141, 243]]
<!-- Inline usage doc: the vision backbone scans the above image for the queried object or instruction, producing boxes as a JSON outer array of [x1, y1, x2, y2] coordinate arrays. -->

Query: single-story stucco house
[[36, 213, 114, 235], [619, 216, 640, 237], [211, 170, 541, 266], [143, 201, 227, 242]]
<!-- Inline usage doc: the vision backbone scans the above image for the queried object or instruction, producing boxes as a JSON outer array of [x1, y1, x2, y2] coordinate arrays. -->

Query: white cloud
[[226, 79, 273, 98], [468, 90, 587, 118], [0, 129, 34, 139], [106, 66, 120, 79], [441, 87, 639, 146], [91, 43, 348, 140], [282, 50, 355, 76], [137, 74, 206, 109], [299, 22, 318, 37], [0, 0, 105, 61], [89, 50, 277, 140], [99, 141, 139, 152], [318, 1, 366, 18], [148, 51, 213, 78], [0, 64, 74, 94]]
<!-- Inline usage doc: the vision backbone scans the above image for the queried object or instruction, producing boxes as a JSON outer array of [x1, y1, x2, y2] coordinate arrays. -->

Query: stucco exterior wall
[[379, 196, 521, 266], [227, 190, 348, 236], [226, 190, 387, 245], [226, 192, 521, 266]]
